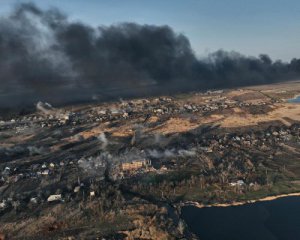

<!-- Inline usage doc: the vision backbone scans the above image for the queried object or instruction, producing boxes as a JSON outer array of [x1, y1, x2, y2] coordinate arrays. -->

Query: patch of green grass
[[173, 180, 300, 204]]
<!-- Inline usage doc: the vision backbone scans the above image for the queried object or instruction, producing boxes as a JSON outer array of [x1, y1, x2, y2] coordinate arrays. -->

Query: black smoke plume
[[0, 3, 300, 108]]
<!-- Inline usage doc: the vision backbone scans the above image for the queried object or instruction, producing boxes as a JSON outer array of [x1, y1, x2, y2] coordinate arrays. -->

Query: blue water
[[181, 196, 300, 240], [288, 96, 300, 103]]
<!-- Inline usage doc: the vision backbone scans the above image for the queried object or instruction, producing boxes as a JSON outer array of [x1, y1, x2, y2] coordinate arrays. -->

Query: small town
[[1, 1, 300, 238], [1, 82, 300, 239]]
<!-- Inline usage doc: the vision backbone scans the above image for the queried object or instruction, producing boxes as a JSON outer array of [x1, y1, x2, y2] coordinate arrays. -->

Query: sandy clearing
[[185, 192, 300, 209], [216, 103, 300, 127], [149, 117, 200, 135]]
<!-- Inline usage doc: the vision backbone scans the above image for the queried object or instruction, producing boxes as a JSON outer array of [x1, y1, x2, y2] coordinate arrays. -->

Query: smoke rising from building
[[1, 3, 300, 108]]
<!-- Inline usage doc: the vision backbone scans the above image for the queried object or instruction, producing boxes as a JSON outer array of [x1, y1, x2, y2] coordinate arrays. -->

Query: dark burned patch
[[0, 178, 41, 199], [0, 133, 11, 141], [33, 221, 70, 239], [46, 221, 67, 232], [243, 104, 273, 115], [60, 141, 84, 151], [107, 121, 123, 128], [101, 233, 128, 240]]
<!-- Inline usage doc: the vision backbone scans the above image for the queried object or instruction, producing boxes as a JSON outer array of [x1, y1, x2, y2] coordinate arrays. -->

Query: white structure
[[47, 194, 62, 202]]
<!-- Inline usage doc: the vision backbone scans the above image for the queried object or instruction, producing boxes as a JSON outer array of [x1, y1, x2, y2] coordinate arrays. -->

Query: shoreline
[[182, 192, 300, 209], [287, 93, 300, 102]]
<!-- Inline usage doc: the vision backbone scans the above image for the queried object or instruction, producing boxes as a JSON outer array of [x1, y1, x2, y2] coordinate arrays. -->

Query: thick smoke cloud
[[0, 3, 300, 108]]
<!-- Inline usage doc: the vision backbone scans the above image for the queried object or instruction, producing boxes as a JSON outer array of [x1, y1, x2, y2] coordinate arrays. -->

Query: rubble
[[121, 159, 150, 171], [74, 186, 81, 193], [230, 180, 245, 187]]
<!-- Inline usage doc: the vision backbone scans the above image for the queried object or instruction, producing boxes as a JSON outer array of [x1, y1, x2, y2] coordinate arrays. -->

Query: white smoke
[[36, 101, 70, 121], [36, 101, 53, 115], [98, 132, 108, 150], [27, 146, 46, 155], [148, 148, 196, 159]]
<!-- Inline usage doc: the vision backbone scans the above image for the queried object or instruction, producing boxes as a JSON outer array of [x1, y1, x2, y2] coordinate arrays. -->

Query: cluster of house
[[0, 89, 276, 132], [0, 90, 298, 214], [199, 125, 300, 153], [0, 161, 73, 187], [3, 122, 294, 184], [0, 126, 298, 213], [82, 96, 270, 125], [0, 185, 97, 212], [0, 156, 155, 212]]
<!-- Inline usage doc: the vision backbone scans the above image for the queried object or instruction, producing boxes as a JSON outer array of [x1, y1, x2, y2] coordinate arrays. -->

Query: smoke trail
[[0, 3, 300, 108], [36, 101, 54, 115], [98, 132, 108, 150]]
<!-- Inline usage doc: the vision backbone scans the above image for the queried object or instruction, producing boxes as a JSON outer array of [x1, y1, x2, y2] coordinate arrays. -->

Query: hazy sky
[[1, 0, 300, 61]]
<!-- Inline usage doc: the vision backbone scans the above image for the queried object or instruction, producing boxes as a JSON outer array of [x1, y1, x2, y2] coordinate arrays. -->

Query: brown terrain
[[1, 81, 300, 239]]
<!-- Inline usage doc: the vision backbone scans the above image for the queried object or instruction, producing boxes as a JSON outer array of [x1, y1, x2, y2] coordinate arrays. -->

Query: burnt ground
[[1, 81, 300, 239]]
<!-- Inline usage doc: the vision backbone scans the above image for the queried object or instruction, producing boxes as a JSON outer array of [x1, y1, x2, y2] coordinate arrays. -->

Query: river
[[288, 95, 300, 103], [181, 196, 300, 240]]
